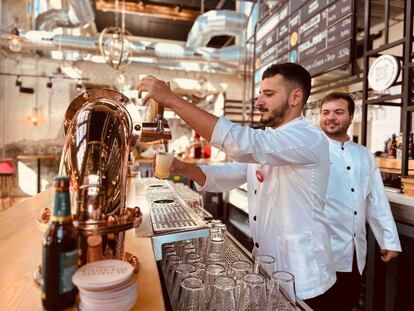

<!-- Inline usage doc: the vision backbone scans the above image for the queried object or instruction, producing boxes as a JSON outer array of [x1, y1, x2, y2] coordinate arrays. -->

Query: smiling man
[[320, 92, 401, 311], [138, 63, 336, 307]]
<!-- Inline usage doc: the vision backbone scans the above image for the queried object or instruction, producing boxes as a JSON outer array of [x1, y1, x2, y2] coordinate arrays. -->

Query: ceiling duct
[[2, 30, 244, 71], [186, 10, 248, 49], [1, 7, 250, 74], [35, 0, 95, 31]]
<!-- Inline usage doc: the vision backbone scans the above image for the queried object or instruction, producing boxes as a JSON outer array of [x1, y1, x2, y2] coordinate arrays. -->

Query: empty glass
[[177, 277, 207, 311], [204, 264, 227, 302], [161, 246, 176, 275], [182, 244, 197, 261], [229, 260, 252, 280], [238, 273, 267, 311], [253, 255, 276, 278], [165, 255, 182, 292], [176, 240, 194, 258], [171, 263, 197, 308], [193, 262, 206, 281], [185, 252, 201, 264], [207, 236, 225, 256], [209, 276, 237, 311], [206, 252, 223, 265], [198, 235, 208, 257], [229, 260, 252, 302], [213, 223, 227, 238], [254, 255, 277, 299], [210, 219, 222, 226], [209, 227, 221, 238], [267, 271, 297, 311]]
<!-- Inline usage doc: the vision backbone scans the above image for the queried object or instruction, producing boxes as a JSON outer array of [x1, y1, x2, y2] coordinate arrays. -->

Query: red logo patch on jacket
[[256, 169, 264, 183]]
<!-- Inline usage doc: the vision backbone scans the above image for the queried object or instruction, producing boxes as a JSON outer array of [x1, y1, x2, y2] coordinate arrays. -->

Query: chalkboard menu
[[254, 0, 354, 92]]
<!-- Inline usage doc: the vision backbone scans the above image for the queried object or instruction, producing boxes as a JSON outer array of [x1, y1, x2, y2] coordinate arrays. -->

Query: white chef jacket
[[196, 117, 336, 300], [324, 136, 401, 274]]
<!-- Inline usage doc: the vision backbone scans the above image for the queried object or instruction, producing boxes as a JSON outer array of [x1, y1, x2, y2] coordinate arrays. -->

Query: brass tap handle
[[156, 101, 164, 119], [148, 99, 164, 122]]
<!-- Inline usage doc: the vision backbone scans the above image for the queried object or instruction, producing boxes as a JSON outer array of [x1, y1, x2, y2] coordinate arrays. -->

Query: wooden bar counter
[[0, 189, 165, 311]]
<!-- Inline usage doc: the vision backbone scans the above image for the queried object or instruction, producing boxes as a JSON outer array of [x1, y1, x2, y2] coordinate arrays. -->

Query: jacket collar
[[266, 117, 303, 131], [324, 133, 354, 148]]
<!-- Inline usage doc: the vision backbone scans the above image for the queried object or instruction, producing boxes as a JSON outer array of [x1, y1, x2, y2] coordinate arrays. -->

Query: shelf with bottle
[[375, 158, 414, 175]]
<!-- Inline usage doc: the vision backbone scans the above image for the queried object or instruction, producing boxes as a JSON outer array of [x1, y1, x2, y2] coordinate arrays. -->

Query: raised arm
[[137, 76, 218, 141]]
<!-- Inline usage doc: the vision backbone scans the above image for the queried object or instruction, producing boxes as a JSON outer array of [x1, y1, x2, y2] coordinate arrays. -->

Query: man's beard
[[260, 100, 290, 127], [322, 121, 351, 137]]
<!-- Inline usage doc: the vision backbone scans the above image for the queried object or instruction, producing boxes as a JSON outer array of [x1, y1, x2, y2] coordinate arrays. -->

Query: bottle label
[[59, 250, 78, 294], [54, 191, 71, 217]]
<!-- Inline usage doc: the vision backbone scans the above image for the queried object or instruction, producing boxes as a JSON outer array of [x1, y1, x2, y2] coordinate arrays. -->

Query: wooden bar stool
[[0, 161, 15, 210]]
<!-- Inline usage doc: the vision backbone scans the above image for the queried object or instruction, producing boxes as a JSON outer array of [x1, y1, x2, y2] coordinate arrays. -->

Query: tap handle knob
[[155, 101, 164, 118], [148, 99, 164, 122]]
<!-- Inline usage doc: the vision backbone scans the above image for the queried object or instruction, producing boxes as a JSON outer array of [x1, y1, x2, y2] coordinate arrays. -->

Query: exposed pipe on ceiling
[[1, 30, 246, 65], [186, 10, 248, 49], [35, 0, 95, 31], [1, 4, 251, 74]]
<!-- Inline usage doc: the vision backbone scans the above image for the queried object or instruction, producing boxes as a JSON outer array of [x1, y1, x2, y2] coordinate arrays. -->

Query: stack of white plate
[[72, 259, 137, 311]]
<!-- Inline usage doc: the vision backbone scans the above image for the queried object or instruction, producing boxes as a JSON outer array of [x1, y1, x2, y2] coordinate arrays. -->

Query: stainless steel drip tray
[[150, 198, 202, 232], [142, 178, 209, 260]]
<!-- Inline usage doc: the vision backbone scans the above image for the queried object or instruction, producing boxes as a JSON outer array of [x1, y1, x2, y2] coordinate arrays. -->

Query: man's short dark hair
[[262, 63, 311, 106], [321, 92, 355, 116]]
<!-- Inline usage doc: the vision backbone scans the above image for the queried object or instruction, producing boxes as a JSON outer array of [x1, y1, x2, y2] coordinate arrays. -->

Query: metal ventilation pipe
[[186, 10, 248, 49], [35, 0, 95, 31], [12, 30, 244, 65]]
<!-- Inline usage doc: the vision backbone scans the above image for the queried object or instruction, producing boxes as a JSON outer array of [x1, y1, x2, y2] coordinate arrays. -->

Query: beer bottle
[[41, 176, 77, 310], [409, 132, 414, 160], [388, 134, 397, 159]]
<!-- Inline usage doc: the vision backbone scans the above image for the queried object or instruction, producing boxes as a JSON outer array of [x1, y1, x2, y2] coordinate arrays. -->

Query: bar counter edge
[[0, 188, 165, 311]]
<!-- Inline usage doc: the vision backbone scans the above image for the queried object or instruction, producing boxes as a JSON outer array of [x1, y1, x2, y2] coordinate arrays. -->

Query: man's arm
[[170, 159, 248, 192], [137, 76, 218, 141], [366, 153, 402, 260]]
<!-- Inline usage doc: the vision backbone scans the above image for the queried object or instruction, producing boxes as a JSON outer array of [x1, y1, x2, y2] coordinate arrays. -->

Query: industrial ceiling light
[[15, 75, 22, 87], [46, 77, 53, 88], [8, 27, 22, 52], [98, 0, 132, 70], [30, 107, 39, 126]]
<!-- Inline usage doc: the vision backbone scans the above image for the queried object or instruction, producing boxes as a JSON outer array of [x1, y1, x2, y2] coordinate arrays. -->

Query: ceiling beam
[[96, 0, 200, 22]]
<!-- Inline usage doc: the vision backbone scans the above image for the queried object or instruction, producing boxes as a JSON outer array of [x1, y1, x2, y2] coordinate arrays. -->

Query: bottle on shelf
[[396, 132, 403, 159], [388, 134, 397, 159], [193, 132, 202, 159], [41, 176, 78, 310], [409, 132, 414, 160]]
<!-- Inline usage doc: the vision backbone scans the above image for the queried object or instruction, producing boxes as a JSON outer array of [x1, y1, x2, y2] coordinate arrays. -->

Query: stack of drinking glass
[[160, 220, 298, 311]]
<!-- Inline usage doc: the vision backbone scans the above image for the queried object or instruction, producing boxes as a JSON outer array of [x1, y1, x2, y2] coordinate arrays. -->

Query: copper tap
[[140, 99, 172, 144]]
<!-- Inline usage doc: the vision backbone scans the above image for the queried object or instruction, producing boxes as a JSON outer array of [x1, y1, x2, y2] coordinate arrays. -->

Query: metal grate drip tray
[[150, 198, 201, 232]]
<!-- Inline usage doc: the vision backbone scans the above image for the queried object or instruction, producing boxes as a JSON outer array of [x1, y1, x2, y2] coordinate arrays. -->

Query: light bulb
[[103, 33, 131, 66], [31, 107, 39, 126], [9, 36, 22, 52]]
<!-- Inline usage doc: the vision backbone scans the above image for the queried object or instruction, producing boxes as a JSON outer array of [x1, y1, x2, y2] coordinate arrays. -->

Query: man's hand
[[380, 249, 399, 262], [170, 158, 187, 175], [137, 75, 179, 107], [169, 158, 206, 186], [137, 75, 219, 141]]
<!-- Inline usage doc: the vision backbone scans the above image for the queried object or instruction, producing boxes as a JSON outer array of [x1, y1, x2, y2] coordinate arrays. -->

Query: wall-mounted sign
[[368, 55, 400, 92], [254, 0, 354, 83]]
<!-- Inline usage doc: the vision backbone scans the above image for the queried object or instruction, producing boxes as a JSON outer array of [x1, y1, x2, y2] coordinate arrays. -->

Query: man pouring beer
[[138, 63, 336, 309]]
